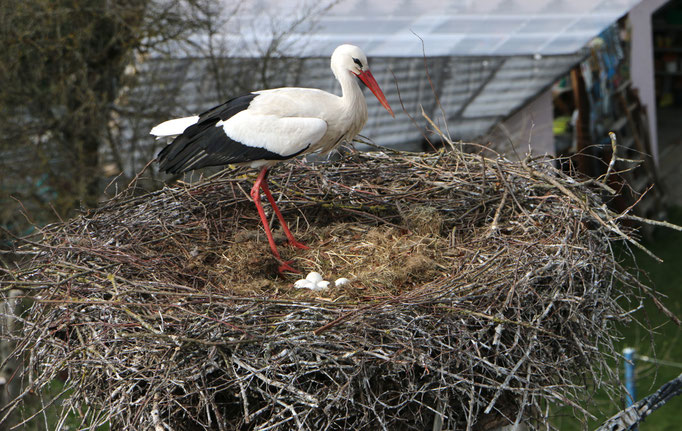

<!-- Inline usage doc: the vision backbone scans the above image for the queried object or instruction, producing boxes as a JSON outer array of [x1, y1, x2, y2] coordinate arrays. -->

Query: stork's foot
[[287, 239, 310, 250], [277, 259, 300, 275]]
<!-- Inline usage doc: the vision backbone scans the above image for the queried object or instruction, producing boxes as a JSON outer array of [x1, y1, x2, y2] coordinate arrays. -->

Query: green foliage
[[17, 380, 110, 431]]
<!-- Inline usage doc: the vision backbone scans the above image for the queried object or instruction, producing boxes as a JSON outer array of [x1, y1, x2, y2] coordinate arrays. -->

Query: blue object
[[624, 347, 636, 407]]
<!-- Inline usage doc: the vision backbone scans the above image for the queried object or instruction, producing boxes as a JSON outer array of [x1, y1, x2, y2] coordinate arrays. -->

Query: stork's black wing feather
[[157, 93, 302, 174]]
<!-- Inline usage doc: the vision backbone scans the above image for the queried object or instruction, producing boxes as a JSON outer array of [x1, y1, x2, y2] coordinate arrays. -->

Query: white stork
[[151, 44, 394, 273]]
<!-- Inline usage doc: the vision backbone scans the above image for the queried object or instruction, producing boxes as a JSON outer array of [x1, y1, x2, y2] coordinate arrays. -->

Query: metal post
[[624, 347, 636, 407]]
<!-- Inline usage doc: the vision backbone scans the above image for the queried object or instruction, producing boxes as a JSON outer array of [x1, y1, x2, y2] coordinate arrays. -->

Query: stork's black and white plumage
[[152, 44, 394, 273]]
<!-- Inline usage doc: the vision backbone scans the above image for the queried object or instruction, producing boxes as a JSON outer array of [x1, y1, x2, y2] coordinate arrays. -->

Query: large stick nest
[[0, 148, 671, 430]]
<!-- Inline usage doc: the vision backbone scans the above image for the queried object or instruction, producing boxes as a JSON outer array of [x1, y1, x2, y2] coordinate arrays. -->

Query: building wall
[[629, 0, 668, 167], [484, 88, 555, 158]]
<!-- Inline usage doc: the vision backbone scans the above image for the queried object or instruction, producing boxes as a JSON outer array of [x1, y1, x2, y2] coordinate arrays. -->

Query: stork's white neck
[[335, 69, 368, 128]]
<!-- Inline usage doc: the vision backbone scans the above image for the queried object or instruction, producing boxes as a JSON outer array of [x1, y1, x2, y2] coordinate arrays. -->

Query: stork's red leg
[[258, 175, 309, 250], [250, 168, 298, 274]]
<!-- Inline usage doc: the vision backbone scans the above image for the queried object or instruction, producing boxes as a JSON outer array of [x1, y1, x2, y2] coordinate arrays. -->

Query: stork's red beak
[[356, 69, 395, 118]]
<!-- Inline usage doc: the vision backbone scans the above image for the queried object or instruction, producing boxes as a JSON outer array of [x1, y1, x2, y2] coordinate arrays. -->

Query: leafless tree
[[0, 0, 214, 237]]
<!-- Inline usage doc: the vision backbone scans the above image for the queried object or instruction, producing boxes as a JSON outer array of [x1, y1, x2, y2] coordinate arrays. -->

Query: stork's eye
[[352, 57, 363, 69]]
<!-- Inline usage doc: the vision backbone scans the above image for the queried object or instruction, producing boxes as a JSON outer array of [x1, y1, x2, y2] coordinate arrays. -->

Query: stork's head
[[331, 44, 395, 117]]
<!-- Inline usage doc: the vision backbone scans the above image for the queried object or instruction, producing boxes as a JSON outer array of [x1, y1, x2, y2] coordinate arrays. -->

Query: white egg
[[306, 272, 323, 283], [294, 279, 314, 289], [335, 277, 350, 286]]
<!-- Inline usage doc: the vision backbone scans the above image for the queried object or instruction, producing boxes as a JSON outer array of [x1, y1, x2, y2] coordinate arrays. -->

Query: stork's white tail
[[150, 116, 200, 138]]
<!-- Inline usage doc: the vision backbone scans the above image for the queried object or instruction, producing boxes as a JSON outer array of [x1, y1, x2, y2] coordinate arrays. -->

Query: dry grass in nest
[[1, 146, 678, 430], [222, 223, 450, 298]]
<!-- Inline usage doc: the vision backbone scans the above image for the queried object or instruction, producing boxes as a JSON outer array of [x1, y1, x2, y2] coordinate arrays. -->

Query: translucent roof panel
[[217, 0, 641, 57]]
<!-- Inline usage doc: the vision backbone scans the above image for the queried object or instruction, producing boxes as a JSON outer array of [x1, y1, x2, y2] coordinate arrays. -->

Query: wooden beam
[[570, 66, 591, 176]]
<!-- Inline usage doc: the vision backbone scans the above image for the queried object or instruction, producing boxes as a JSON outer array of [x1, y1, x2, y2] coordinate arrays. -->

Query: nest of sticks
[[1, 145, 675, 430]]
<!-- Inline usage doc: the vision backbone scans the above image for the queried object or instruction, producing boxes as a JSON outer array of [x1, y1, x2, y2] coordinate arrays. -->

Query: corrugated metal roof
[[201, 0, 640, 57]]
